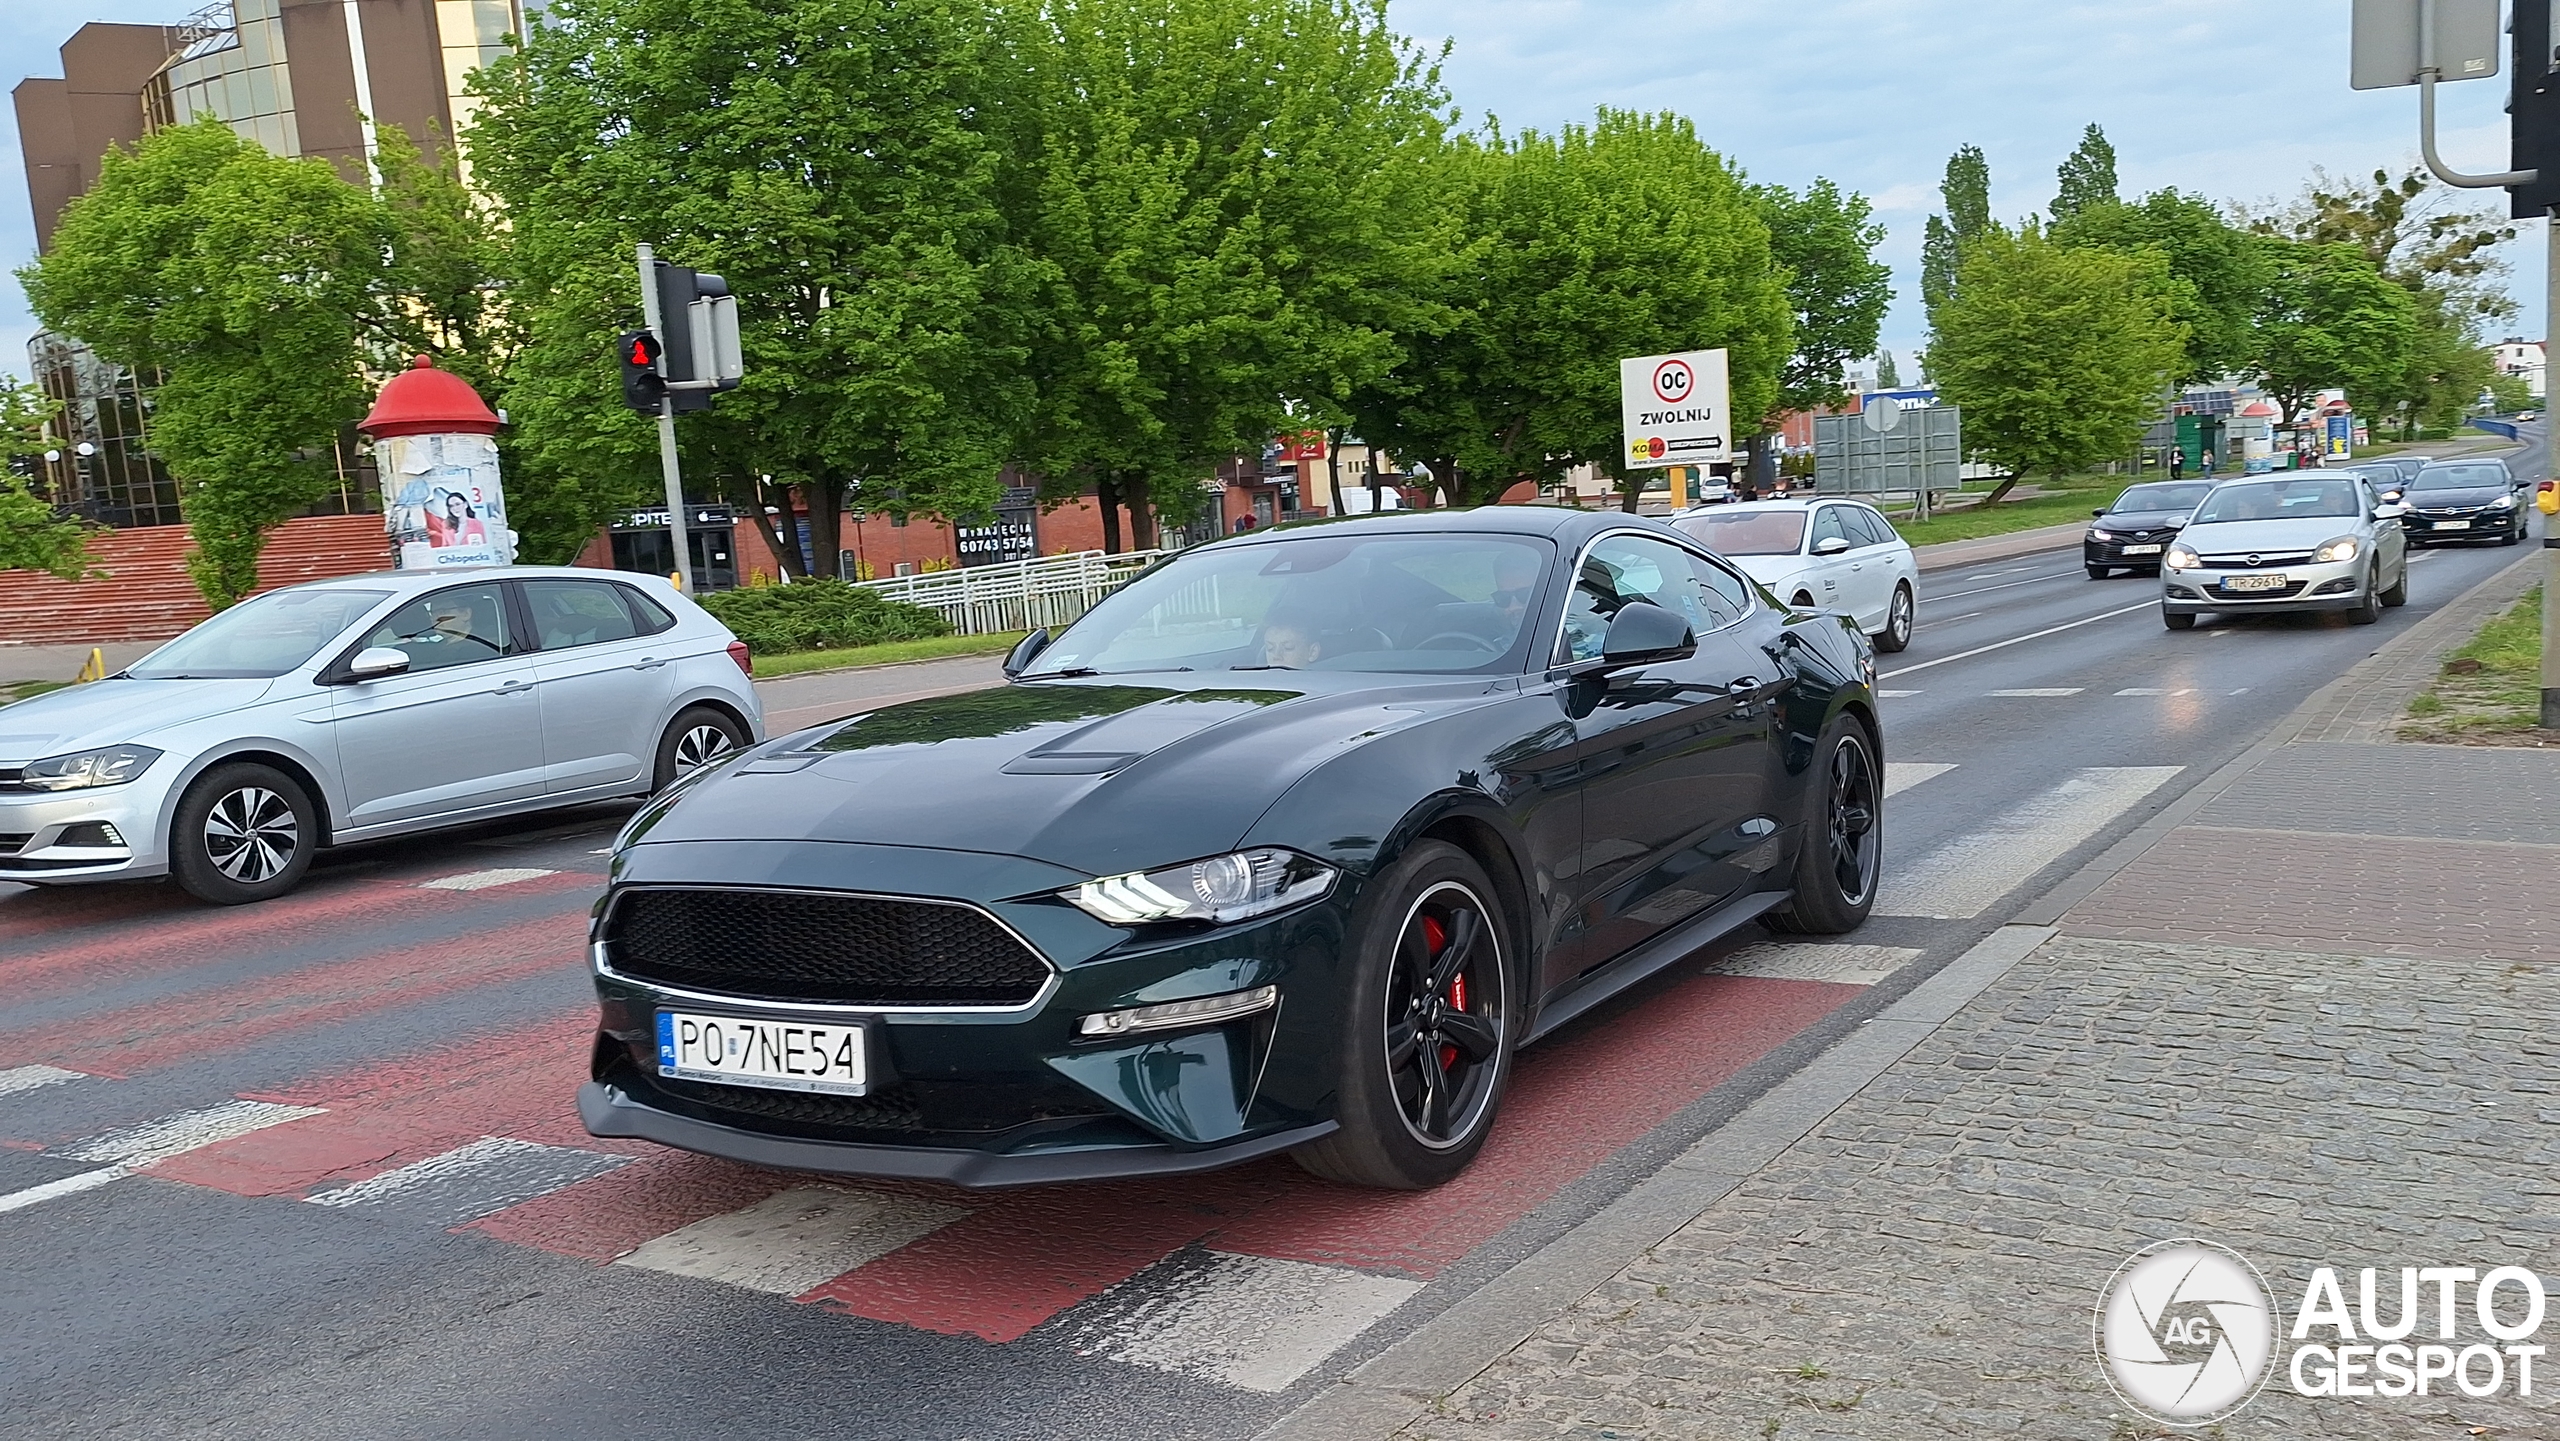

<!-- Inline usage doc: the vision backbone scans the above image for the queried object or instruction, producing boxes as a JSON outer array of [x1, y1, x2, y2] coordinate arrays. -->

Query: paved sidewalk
[[1272, 558, 2560, 1438]]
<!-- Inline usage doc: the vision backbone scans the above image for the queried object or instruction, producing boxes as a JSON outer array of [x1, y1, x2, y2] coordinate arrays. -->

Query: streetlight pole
[[637, 242, 692, 592], [2545, 211, 2560, 730]]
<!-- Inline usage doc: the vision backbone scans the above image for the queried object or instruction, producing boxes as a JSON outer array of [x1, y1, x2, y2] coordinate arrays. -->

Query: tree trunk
[[803, 475, 846, 580], [1743, 433, 1776, 494], [1326, 427, 1344, 517], [1618, 472, 1642, 513], [1127, 484, 1158, 550], [1096, 474, 1122, 554], [740, 478, 801, 582], [1980, 473, 2021, 506]]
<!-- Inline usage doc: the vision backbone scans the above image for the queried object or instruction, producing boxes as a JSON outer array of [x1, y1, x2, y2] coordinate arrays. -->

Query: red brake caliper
[[1422, 915, 1462, 1070]]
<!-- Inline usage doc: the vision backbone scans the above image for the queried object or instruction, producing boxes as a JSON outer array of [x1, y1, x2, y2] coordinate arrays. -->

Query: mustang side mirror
[[347, 646, 410, 680], [1003, 627, 1052, 678], [1599, 601, 1695, 668], [1811, 536, 1851, 557]]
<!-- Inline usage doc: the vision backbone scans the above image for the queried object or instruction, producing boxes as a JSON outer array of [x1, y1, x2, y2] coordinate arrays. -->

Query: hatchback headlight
[[16, 744, 162, 791], [2313, 536, 2362, 564], [1067, 849, 1336, 925], [2164, 545, 2201, 570], [2491, 493, 2518, 509]]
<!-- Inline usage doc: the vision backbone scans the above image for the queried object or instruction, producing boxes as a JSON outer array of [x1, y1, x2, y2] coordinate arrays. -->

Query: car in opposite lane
[[2083, 479, 2214, 579], [0, 567, 762, 903], [2399, 459, 2528, 546], [577, 507, 1884, 1192], [1671, 497, 1919, 653], [2160, 474, 2410, 630]]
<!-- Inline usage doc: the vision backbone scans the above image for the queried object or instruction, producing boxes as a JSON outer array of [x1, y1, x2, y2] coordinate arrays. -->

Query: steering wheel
[[1416, 631, 1502, 654]]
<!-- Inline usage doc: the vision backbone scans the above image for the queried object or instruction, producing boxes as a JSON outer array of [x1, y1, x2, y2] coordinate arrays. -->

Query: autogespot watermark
[[2094, 1238, 2549, 1428]]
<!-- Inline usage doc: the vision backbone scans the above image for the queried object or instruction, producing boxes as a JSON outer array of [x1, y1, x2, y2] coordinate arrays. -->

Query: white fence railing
[[853, 550, 1168, 635]]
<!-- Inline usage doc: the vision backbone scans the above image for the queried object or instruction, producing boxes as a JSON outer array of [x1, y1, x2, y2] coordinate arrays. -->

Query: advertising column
[[358, 355, 513, 571]]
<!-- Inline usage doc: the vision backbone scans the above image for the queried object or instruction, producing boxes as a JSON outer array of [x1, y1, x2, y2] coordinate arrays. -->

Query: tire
[[169, 762, 318, 905], [2086, 564, 2110, 581], [1873, 584, 1915, 653], [1791, 592, 1816, 611], [1292, 841, 1514, 1190], [2503, 520, 2524, 546], [2347, 566, 2381, 625], [2380, 563, 2408, 608], [1762, 716, 1881, 936], [2164, 610, 2196, 631], [653, 705, 749, 791]]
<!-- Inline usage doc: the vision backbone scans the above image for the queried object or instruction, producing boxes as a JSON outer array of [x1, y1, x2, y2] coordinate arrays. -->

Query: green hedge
[[695, 579, 952, 655]]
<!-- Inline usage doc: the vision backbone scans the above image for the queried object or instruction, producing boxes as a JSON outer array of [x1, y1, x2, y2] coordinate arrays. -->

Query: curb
[[1258, 530, 2549, 1441], [1909, 522, 2086, 574]]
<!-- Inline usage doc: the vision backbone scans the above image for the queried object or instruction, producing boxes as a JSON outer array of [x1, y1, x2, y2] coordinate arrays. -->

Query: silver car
[[2160, 474, 2410, 630], [0, 567, 764, 903]]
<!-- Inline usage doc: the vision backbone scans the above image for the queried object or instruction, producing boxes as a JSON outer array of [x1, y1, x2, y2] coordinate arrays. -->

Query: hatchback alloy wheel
[[204, 785, 300, 884], [672, 721, 737, 774], [171, 761, 318, 904], [1385, 881, 1507, 1150]]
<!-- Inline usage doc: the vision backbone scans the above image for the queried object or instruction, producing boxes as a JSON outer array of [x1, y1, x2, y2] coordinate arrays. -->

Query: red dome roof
[[2239, 400, 2280, 418], [360, 355, 501, 438]]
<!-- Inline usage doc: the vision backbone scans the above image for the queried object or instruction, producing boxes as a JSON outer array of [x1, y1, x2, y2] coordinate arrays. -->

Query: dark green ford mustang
[[580, 507, 1883, 1190]]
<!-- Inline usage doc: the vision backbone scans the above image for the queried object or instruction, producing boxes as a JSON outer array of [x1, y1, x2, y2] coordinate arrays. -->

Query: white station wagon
[[1673, 498, 1920, 652]]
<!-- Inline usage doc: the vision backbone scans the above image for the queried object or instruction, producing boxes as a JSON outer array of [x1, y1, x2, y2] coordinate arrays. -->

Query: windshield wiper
[[1228, 664, 1297, 672]]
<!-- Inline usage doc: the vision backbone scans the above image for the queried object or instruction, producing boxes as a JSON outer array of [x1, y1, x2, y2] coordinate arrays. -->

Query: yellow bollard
[[73, 647, 106, 684]]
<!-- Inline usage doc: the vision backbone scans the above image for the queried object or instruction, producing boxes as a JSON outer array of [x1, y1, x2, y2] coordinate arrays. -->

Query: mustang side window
[[1561, 535, 1721, 662]]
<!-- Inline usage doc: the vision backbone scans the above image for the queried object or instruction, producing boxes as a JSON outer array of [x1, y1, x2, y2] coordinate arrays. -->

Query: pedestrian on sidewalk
[[2170, 448, 2185, 479], [2201, 447, 2217, 478]]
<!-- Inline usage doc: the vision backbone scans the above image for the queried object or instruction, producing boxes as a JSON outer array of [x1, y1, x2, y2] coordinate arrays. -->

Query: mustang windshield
[[2191, 479, 2363, 524], [1024, 532, 1555, 676], [126, 587, 392, 679]]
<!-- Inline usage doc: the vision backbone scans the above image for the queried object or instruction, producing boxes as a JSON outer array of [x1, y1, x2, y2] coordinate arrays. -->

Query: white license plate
[[2122, 543, 2164, 555], [657, 1011, 868, 1094], [2223, 574, 2288, 592], [2434, 519, 2470, 531]]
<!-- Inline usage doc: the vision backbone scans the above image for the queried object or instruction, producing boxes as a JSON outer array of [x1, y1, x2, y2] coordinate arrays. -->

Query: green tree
[[1746, 178, 1892, 479], [1920, 143, 1991, 322], [1930, 222, 2185, 490], [2050, 123, 2119, 222], [468, 0, 1039, 573], [0, 381, 96, 578], [1011, 0, 1451, 550], [2245, 238, 2419, 428], [1353, 111, 1794, 511], [371, 123, 513, 398], [1875, 350, 1900, 389], [20, 119, 383, 604], [2488, 370, 2535, 415], [2054, 189, 2269, 386]]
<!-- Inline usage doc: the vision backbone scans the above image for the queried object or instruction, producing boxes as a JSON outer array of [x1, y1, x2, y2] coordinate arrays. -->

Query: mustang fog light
[[1078, 985, 1279, 1038], [17, 744, 161, 791], [2312, 536, 2362, 564], [1067, 849, 1336, 925]]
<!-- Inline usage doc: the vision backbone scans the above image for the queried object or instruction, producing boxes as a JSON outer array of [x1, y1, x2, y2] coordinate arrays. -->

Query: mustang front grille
[[603, 886, 1052, 1007]]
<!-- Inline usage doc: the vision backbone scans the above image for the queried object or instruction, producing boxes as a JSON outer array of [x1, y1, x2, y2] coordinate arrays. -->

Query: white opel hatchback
[[1673, 498, 1919, 652], [0, 567, 764, 903]]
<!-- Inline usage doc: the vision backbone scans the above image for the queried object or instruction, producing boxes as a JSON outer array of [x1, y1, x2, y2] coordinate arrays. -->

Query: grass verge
[[751, 630, 1025, 679], [1890, 481, 2117, 548], [0, 680, 70, 707], [2398, 587, 2552, 745]]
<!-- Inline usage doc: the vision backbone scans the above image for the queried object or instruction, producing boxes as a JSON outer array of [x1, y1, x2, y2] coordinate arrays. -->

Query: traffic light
[[2513, 3, 2560, 215], [618, 330, 664, 414], [650, 262, 744, 413]]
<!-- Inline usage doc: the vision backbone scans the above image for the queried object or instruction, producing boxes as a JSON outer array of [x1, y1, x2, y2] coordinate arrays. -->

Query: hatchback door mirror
[[1811, 535, 1852, 557], [1002, 627, 1052, 679], [2092, 508, 2106, 518], [1599, 601, 1695, 667], [2374, 503, 2410, 521], [347, 646, 410, 680]]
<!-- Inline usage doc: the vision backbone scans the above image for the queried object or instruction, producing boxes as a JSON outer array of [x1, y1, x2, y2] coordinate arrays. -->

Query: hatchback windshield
[[126, 587, 391, 679], [2411, 465, 2507, 491], [2108, 482, 2212, 513], [1023, 533, 1552, 676], [2191, 479, 2364, 524], [1673, 509, 1807, 555]]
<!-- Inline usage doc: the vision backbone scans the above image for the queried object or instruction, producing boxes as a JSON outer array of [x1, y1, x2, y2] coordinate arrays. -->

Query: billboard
[[382, 432, 513, 571]]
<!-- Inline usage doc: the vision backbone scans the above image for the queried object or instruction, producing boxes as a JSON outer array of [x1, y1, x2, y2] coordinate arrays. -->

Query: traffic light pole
[[636, 242, 692, 593]]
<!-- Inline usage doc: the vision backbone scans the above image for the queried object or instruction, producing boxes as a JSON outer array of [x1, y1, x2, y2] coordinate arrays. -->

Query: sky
[[1, 0, 2546, 386]]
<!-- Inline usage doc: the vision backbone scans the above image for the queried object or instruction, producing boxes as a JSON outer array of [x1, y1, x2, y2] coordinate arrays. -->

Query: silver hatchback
[[2159, 474, 2410, 630], [0, 567, 764, 903]]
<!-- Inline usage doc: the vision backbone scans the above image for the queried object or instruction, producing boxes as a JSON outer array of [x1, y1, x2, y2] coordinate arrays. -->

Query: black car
[[2401, 460, 2527, 545], [2085, 480, 2214, 578], [578, 509, 1883, 1191]]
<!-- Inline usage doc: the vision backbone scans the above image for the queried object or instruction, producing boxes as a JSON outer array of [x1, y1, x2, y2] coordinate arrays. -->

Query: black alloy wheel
[[1764, 715, 1881, 934], [653, 706, 749, 791], [171, 761, 318, 905], [1875, 584, 1915, 653], [1295, 842, 1513, 1190]]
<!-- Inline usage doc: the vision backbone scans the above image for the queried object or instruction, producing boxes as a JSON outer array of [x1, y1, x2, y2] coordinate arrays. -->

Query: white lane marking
[[1932, 611, 1986, 623], [419, 867, 557, 892], [0, 1167, 126, 1216], [1877, 689, 1923, 698], [1880, 601, 2155, 680], [2231, 688, 2251, 694], [1927, 570, 2079, 603], [1067, 1251, 1423, 1393], [1879, 766, 2184, 920], [2114, 688, 2199, 697], [1987, 688, 2084, 697], [0, 1065, 90, 1100], [617, 1185, 967, 1296], [305, 1137, 629, 1223], [1707, 943, 1924, 986], [1883, 762, 1956, 798], [62, 1100, 326, 1168]]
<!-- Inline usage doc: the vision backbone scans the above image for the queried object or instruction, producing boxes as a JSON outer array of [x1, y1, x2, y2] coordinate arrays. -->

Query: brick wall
[[0, 515, 392, 645]]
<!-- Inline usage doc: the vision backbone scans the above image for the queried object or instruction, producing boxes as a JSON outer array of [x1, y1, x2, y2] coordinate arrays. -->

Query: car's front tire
[[1763, 715, 1881, 936], [653, 706, 749, 791], [2379, 563, 2409, 608], [1293, 841, 1513, 1190], [2348, 567, 2382, 625], [2086, 564, 2110, 581], [1874, 584, 1915, 654], [2164, 610, 2196, 631], [170, 762, 317, 905]]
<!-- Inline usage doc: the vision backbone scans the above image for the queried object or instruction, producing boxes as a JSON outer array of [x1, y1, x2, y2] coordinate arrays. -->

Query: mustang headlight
[[17, 744, 162, 791], [2164, 544, 2201, 570], [2313, 536, 2362, 564], [1068, 849, 1336, 926]]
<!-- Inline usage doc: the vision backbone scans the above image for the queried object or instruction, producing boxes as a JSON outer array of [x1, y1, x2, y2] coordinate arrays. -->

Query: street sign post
[[1620, 349, 1731, 472]]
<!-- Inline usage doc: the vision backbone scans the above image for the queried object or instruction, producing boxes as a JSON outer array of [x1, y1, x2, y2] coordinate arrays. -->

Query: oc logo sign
[[1652, 359, 1695, 405]]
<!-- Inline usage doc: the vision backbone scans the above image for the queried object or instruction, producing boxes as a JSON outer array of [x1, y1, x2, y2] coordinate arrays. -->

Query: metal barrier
[[853, 550, 1168, 635]]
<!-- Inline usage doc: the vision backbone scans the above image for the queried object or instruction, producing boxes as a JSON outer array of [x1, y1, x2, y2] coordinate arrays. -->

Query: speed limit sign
[[1620, 349, 1730, 470]]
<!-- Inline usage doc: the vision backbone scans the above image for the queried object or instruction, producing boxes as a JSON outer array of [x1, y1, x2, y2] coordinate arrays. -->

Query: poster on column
[[382, 432, 514, 570]]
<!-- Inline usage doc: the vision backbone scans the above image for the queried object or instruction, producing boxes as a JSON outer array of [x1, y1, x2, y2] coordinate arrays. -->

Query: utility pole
[[636, 242, 691, 591]]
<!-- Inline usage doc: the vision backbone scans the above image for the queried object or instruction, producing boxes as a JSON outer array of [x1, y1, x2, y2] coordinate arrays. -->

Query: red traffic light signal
[[617, 329, 665, 413]]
